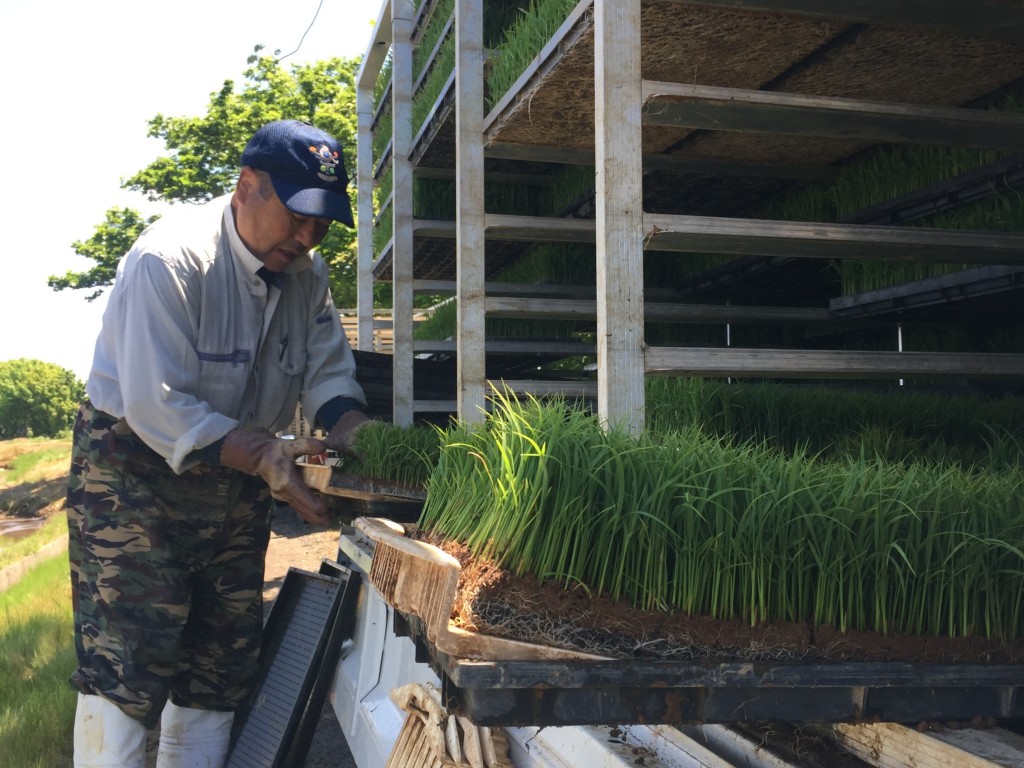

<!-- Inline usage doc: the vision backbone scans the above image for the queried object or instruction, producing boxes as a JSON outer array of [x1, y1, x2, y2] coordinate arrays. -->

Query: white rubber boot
[[155, 700, 234, 768], [73, 693, 147, 768]]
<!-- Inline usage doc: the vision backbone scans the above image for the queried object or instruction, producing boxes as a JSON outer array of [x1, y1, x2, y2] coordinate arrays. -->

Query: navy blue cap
[[241, 120, 354, 227]]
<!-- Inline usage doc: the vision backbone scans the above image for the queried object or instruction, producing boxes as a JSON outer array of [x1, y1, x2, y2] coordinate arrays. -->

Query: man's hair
[[253, 169, 276, 201]]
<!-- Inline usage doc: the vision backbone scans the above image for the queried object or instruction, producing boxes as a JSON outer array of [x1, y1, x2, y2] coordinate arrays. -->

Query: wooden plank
[[486, 215, 596, 242], [356, 85, 376, 352], [595, 0, 645, 435], [412, 399, 458, 412], [413, 218, 457, 238], [392, 0, 417, 427], [644, 347, 1024, 379], [641, 82, 1024, 152], [415, 280, 688, 300], [413, 280, 598, 297], [414, 340, 597, 355], [413, 215, 595, 242], [419, 214, 1024, 265], [643, 213, 1024, 263], [455, 0, 487, 424], [662, 0, 1024, 43], [484, 141, 838, 181], [487, 380, 598, 398], [930, 728, 1024, 768], [677, 725, 805, 768], [486, 296, 833, 324], [832, 723, 1024, 768]]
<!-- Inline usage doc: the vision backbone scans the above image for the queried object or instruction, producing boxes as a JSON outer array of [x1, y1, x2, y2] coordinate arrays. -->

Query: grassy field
[[0, 552, 76, 767], [0, 436, 71, 570], [0, 437, 75, 766], [0, 436, 71, 521]]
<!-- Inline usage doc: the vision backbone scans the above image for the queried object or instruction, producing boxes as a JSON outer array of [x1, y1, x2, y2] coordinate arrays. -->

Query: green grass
[[0, 438, 70, 485], [0, 553, 76, 767], [3, 448, 68, 485]]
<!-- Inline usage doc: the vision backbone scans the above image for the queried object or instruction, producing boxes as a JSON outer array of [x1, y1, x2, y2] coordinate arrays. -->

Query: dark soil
[[420, 532, 1024, 666]]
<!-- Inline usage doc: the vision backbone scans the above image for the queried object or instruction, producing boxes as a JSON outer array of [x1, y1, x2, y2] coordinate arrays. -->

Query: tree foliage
[[0, 360, 85, 439], [50, 51, 371, 307], [47, 208, 156, 301]]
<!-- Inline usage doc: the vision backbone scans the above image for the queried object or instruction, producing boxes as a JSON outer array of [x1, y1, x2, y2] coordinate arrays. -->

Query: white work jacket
[[86, 195, 365, 473]]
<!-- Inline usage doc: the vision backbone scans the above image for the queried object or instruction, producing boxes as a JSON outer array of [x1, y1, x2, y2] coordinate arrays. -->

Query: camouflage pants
[[66, 402, 273, 728]]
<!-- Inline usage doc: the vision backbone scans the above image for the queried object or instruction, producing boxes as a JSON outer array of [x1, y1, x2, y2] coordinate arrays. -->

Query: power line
[[275, 0, 326, 64]]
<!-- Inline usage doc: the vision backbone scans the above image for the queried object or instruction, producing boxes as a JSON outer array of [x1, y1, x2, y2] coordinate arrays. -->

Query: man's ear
[[235, 166, 259, 203]]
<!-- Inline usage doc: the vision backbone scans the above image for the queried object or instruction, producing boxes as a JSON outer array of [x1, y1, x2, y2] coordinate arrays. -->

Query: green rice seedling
[[376, 168, 394, 211], [485, 0, 580, 111], [419, 392, 1024, 640], [541, 164, 597, 213], [413, 297, 455, 340], [342, 422, 443, 489], [644, 377, 1024, 470], [413, 0, 455, 83], [413, 178, 455, 219], [372, 109, 393, 172], [373, 205, 393, 258], [374, 50, 393, 104], [412, 36, 455, 134]]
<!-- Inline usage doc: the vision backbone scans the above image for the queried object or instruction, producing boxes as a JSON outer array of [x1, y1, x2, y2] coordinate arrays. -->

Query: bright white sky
[[0, 0, 385, 381]]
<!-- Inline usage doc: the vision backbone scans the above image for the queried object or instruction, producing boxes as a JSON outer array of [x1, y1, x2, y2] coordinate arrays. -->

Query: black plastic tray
[[395, 613, 1024, 726], [226, 562, 360, 767]]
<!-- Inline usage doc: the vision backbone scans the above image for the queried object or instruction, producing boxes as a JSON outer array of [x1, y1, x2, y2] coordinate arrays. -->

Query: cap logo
[[309, 144, 340, 184]]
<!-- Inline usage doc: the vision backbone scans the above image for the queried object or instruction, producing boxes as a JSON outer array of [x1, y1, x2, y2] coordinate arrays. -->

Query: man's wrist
[[315, 396, 366, 432], [188, 436, 226, 466]]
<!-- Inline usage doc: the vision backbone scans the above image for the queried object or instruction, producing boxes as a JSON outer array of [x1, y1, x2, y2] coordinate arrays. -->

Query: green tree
[[49, 51, 376, 308], [48, 208, 156, 301], [0, 360, 85, 439]]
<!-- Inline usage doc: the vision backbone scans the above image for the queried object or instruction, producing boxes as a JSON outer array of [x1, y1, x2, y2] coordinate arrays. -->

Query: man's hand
[[322, 410, 371, 458], [219, 428, 330, 526]]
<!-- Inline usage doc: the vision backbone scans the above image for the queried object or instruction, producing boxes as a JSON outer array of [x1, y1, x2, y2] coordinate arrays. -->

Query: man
[[66, 119, 369, 767]]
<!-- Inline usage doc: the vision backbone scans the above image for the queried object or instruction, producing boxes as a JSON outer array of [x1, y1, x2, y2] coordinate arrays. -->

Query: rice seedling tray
[[352, 517, 1024, 728], [301, 463, 427, 504]]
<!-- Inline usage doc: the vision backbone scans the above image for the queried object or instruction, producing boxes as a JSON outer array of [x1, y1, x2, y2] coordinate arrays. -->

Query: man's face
[[234, 168, 332, 272]]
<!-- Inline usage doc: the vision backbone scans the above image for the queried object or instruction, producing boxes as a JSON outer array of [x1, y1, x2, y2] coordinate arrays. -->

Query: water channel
[[0, 516, 47, 542]]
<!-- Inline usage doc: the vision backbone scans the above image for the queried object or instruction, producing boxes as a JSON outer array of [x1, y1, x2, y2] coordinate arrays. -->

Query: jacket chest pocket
[[195, 347, 252, 416]]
